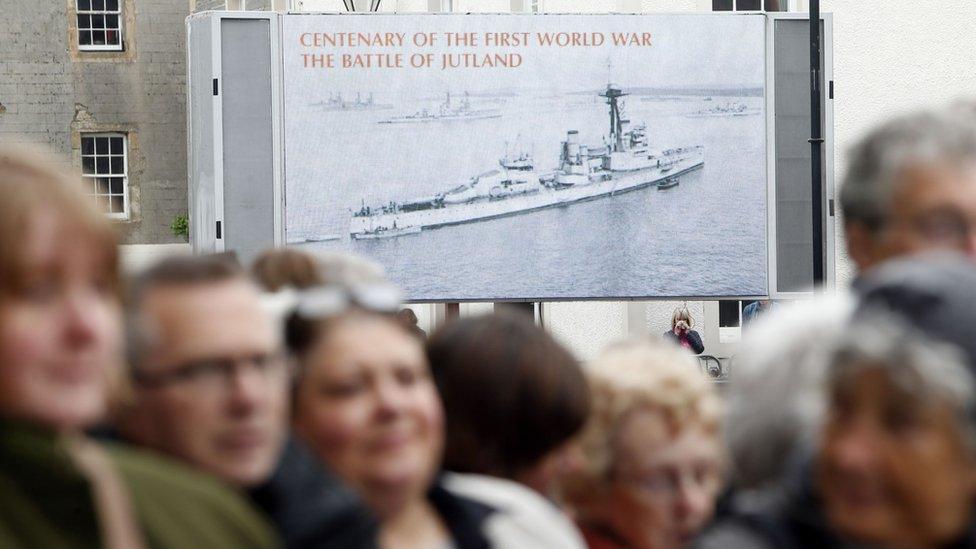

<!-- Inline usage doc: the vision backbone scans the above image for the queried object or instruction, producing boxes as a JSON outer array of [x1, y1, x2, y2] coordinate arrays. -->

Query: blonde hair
[[671, 307, 694, 330], [0, 146, 119, 302], [561, 339, 722, 504]]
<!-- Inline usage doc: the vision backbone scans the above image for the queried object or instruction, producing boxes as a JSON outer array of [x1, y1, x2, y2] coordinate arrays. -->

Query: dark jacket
[[662, 329, 705, 354], [428, 479, 496, 549], [695, 463, 976, 549], [247, 437, 379, 549]]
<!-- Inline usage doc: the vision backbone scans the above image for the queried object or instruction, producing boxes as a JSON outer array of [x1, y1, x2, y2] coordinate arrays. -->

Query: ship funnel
[[566, 130, 580, 159]]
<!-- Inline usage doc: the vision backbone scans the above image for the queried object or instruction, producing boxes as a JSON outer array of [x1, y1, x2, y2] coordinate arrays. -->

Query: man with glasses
[[115, 255, 377, 548], [840, 106, 976, 276]]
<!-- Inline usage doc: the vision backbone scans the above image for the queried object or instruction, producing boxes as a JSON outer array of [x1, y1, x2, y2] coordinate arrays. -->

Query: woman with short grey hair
[[696, 316, 976, 548]]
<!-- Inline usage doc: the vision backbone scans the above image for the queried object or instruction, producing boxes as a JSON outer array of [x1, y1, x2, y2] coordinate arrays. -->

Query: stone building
[[0, 0, 201, 244]]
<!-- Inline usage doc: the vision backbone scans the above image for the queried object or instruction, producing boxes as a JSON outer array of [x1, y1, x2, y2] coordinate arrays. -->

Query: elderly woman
[[818, 320, 976, 547], [288, 287, 585, 548], [663, 307, 704, 355], [699, 318, 976, 548], [0, 147, 273, 547], [562, 339, 724, 549]]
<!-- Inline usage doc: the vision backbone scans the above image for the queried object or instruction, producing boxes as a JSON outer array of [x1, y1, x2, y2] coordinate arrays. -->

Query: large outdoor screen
[[282, 14, 767, 300]]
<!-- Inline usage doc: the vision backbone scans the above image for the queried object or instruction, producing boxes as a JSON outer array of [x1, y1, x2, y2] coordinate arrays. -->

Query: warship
[[378, 92, 501, 124], [687, 101, 760, 118], [312, 92, 392, 111], [351, 83, 705, 239]]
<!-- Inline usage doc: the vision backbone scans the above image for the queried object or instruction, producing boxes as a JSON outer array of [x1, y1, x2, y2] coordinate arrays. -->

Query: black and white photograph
[[283, 14, 768, 300]]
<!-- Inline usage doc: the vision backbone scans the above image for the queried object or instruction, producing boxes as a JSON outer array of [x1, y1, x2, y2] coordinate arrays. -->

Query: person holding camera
[[663, 307, 705, 355]]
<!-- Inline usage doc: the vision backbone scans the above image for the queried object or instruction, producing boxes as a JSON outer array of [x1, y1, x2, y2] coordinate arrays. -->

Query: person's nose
[[226, 361, 267, 415], [672, 475, 712, 527], [373, 377, 408, 420], [829, 420, 880, 473], [62, 287, 104, 351]]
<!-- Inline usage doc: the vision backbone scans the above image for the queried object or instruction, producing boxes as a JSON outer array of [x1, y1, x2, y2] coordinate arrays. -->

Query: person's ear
[[844, 221, 882, 272]]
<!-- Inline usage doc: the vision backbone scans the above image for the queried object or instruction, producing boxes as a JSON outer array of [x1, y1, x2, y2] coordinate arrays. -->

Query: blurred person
[[251, 247, 386, 292], [116, 255, 377, 549], [426, 311, 589, 496], [0, 147, 274, 548], [740, 299, 776, 327], [288, 285, 586, 548], [855, 252, 976, 373], [698, 318, 976, 548], [562, 339, 724, 549], [694, 296, 854, 548], [724, 296, 853, 490], [839, 107, 976, 275], [396, 307, 427, 341], [662, 307, 704, 355], [251, 247, 322, 291]]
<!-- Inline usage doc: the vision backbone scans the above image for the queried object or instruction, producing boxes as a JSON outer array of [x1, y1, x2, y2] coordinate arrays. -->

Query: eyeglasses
[[615, 462, 723, 501], [887, 209, 976, 249], [293, 283, 402, 320], [134, 351, 291, 392], [913, 212, 975, 247]]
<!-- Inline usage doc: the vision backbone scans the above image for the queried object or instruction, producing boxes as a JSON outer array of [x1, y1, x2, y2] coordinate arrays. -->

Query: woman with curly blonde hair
[[561, 339, 724, 549]]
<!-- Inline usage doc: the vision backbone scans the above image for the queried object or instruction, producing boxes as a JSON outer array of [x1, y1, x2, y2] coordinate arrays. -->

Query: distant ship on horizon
[[687, 101, 760, 118], [349, 83, 704, 240], [312, 92, 392, 111], [378, 91, 501, 124]]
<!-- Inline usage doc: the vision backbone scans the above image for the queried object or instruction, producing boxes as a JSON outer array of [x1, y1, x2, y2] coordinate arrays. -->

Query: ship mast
[[600, 83, 627, 153]]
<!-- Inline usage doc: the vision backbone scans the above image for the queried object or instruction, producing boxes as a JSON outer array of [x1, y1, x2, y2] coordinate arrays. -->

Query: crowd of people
[[3, 99, 976, 549]]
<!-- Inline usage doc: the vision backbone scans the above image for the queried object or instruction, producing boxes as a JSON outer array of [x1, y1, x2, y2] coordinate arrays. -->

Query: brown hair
[[426, 311, 591, 479], [0, 146, 119, 302], [251, 248, 323, 292]]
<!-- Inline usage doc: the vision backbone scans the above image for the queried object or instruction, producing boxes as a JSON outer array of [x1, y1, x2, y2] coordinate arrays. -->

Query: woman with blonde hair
[[562, 339, 724, 549], [663, 307, 704, 355], [0, 147, 273, 548]]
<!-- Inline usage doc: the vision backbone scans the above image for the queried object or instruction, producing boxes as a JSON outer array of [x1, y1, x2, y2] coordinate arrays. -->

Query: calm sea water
[[287, 94, 767, 300]]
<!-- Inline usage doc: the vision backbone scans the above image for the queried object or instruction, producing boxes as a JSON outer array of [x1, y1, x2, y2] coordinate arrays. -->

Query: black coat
[[695, 462, 976, 549], [662, 329, 705, 354], [248, 437, 379, 549]]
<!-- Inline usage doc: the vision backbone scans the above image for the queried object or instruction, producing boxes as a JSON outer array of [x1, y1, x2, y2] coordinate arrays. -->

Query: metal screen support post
[[809, 0, 825, 288]]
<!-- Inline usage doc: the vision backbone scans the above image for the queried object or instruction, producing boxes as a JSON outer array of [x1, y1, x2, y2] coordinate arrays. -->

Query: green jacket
[[0, 421, 278, 549]]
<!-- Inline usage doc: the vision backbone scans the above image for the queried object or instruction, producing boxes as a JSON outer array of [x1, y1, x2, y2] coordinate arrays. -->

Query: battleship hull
[[350, 147, 703, 237]]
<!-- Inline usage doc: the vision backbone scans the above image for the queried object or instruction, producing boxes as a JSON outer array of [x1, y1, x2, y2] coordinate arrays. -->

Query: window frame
[[80, 132, 130, 220], [76, 0, 124, 52], [712, 0, 790, 11]]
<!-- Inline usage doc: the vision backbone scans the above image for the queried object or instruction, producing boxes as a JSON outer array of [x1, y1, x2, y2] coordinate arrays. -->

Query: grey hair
[[827, 315, 976, 452], [839, 108, 976, 232], [724, 294, 855, 490], [124, 255, 247, 372]]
